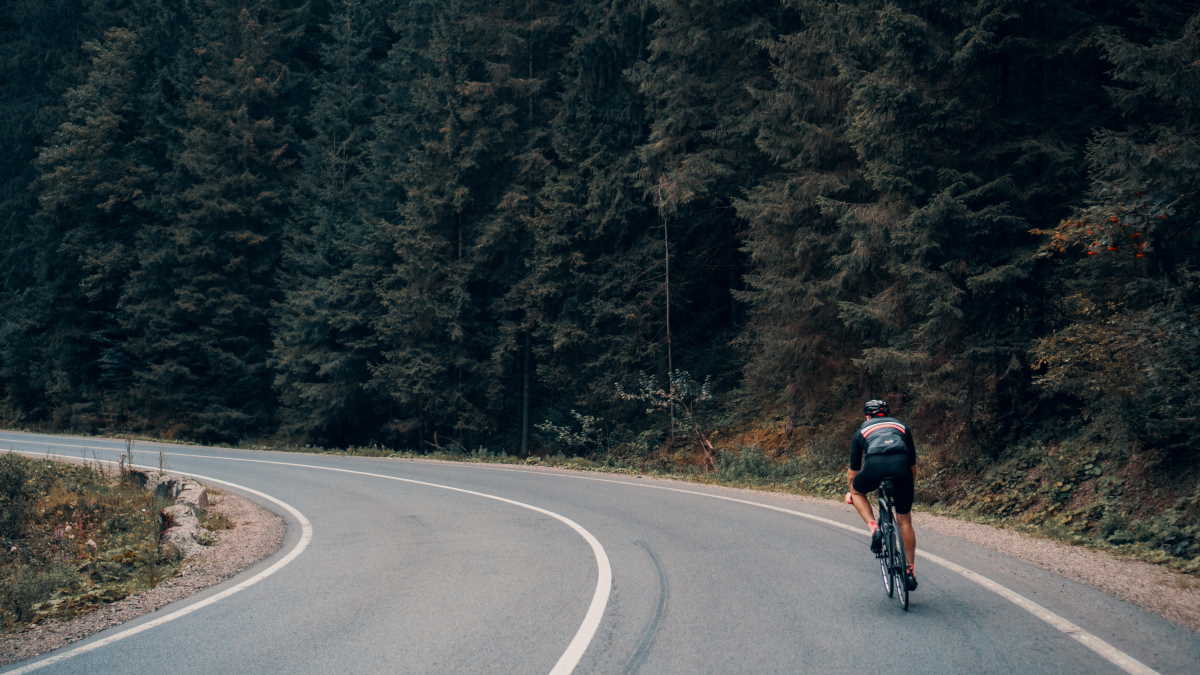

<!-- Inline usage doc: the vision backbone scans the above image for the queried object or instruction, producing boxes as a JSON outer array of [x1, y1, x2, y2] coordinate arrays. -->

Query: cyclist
[[844, 399, 918, 590]]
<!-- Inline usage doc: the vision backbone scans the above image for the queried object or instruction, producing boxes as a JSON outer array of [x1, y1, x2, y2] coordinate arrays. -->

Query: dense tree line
[[1, 0, 1196, 464]]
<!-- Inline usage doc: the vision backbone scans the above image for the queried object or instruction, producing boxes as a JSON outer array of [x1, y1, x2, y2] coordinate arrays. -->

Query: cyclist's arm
[[847, 433, 865, 494], [849, 433, 865, 471]]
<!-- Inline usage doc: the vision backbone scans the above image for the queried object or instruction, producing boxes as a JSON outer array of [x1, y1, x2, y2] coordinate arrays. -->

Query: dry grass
[[0, 454, 179, 630]]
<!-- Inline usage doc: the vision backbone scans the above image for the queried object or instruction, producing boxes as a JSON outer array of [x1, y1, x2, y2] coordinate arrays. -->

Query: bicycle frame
[[876, 479, 909, 610]]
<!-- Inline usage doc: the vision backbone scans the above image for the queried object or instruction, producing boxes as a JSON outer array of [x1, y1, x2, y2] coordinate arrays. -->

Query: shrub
[[536, 410, 611, 457], [715, 446, 798, 482], [0, 454, 30, 539], [201, 510, 234, 531], [616, 370, 718, 469], [0, 564, 80, 628]]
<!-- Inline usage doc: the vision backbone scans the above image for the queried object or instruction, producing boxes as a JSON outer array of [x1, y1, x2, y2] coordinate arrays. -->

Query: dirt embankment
[[912, 509, 1200, 632]]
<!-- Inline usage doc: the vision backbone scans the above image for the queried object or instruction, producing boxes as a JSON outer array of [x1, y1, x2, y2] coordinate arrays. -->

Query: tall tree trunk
[[521, 332, 530, 455], [663, 214, 674, 444]]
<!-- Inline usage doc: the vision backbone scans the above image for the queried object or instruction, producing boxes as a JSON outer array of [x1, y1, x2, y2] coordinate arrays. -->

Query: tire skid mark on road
[[143, 446, 1160, 674], [2, 441, 612, 675], [483, 466, 1160, 675], [0, 436, 1157, 675], [624, 541, 669, 675], [2, 450, 313, 675]]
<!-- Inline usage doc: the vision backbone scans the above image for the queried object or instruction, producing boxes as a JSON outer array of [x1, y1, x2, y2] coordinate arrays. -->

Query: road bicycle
[[875, 478, 909, 611]]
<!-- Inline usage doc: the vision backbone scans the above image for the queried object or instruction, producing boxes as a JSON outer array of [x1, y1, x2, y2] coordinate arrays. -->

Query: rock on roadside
[[135, 471, 213, 559]]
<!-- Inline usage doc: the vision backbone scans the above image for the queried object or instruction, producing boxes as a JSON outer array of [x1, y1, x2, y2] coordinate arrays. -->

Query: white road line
[[2, 441, 612, 675], [106, 442, 1160, 674], [480, 467, 1160, 675], [2, 434, 1158, 674], [2, 450, 313, 675]]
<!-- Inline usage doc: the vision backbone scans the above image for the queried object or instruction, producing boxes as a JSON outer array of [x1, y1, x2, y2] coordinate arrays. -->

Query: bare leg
[[850, 490, 875, 528], [896, 512, 916, 572]]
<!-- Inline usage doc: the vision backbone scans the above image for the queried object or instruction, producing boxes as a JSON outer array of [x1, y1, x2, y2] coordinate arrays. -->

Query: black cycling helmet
[[863, 399, 890, 417]]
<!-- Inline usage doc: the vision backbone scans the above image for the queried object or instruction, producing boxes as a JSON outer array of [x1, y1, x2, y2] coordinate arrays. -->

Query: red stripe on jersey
[[861, 422, 906, 438]]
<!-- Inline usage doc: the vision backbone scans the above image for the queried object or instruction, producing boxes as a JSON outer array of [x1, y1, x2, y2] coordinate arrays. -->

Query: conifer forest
[[2, 0, 1198, 476]]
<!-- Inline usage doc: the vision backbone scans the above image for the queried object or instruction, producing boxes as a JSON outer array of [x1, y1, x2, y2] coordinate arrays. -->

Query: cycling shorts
[[852, 453, 914, 514]]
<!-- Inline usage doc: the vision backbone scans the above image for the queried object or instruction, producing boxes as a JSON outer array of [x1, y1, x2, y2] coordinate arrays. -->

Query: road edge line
[[4, 443, 611, 675], [503, 469, 1160, 675]]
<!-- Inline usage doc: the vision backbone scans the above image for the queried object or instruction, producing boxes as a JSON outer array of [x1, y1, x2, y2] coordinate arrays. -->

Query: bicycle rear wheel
[[891, 521, 909, 611], [878, 522, 894, 598]]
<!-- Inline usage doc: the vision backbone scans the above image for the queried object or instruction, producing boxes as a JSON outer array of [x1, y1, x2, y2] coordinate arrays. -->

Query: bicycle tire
[[891, 518, 909, 611], [879, 521, 894, 598]]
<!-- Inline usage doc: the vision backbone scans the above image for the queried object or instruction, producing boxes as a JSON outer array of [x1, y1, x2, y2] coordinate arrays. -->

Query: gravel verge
[[0, 487, 284, 667], [912, 510, 1200, 632]]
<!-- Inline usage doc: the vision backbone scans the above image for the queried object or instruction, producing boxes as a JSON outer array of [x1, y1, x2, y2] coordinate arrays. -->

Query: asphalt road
[[2, 430, 1198, 674]]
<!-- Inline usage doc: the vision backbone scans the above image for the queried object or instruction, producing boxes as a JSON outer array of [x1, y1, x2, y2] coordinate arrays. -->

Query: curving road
[[2, 430, 1198, 674]]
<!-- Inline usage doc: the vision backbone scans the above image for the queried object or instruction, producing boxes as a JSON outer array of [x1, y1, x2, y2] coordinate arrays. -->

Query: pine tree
[[32, 27, 155, 427], [272, 0, 394, 447], [806, 1, 1073, 445], [370, 0, 511, 448], [472, 0, 584, 451], [1032, 9, 1200, 454], [507, 0, 662, 451], [120, 1, 302, 442], [0, 0, 94, 422], [629, 0, 770, 422], [735, 1, 863, 425]]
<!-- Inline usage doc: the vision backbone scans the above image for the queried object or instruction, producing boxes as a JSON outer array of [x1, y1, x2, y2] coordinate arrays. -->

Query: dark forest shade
[[1, 0, 1197, 461]]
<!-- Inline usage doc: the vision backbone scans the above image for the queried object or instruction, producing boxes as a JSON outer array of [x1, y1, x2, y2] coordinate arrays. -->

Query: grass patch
[[0, 454, 179, 631], [200, 510, 234, 531]]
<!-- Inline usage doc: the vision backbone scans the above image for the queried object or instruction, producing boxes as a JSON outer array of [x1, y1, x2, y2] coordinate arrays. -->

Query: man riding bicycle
[[845, 399, 918, 591]]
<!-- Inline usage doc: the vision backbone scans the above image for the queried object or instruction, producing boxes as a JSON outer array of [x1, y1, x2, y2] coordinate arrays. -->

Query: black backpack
[[860, 417, 907, 456]]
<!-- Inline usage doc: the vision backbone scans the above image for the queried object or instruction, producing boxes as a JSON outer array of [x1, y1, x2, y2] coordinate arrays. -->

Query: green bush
[[536, 410, 611, 457], [715, 446, 799, 483], [0, 454, 30, 539], [1150, 489, 1200, 561], [0, 564, 80, 628]]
